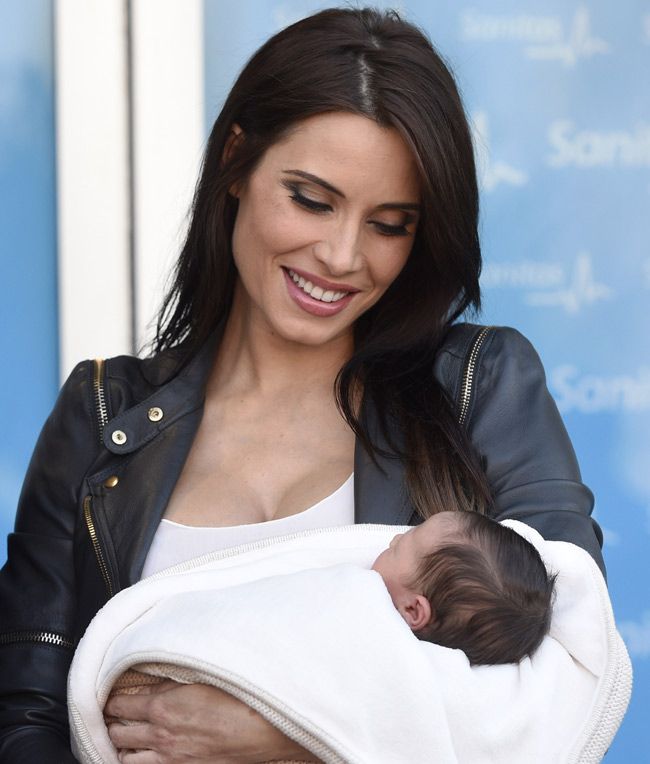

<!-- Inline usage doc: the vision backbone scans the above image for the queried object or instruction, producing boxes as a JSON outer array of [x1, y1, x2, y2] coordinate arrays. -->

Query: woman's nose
[[312, 227, 363, 275]]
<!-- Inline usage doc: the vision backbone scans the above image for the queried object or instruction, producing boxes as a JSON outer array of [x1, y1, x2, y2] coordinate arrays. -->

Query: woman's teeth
[[287, 269, 350, 303]]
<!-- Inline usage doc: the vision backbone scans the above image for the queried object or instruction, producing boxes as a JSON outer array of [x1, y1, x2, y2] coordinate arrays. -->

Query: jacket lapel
[[353, 396, 417, 527], [87, 335, 218, 589]]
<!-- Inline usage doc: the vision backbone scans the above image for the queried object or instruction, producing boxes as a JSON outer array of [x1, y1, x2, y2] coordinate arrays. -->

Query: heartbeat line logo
[[482, 252, 612, 314], [525, 6, 610, 66], [472, 112, 528, 192], [524, 252, 612, 313], [460, 6, 610, 67]]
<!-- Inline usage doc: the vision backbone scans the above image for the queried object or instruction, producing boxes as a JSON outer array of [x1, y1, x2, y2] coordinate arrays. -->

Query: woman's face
[[229, 112, 421, 347]]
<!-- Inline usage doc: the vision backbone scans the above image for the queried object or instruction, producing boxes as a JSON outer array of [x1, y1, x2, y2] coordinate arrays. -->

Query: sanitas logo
[[548, 121, 650, 168], [460, 9, 561, 42], [481, 261, 563, 289], [482, 252, 612, 314], [460, 6, 609, 66], [551, 365, 650, 413], [472, 111, 528, 192]]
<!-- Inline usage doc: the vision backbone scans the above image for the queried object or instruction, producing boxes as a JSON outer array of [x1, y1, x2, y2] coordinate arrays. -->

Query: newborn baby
[[372, 511, 556, 665], [95, 512, 555, 763]]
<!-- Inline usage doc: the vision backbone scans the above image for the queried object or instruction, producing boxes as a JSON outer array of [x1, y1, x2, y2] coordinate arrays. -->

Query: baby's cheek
[[370, 549, 388, 573]]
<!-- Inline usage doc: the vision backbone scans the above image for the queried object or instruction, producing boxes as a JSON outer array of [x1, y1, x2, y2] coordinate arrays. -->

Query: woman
[[0, 7, 604, 762]]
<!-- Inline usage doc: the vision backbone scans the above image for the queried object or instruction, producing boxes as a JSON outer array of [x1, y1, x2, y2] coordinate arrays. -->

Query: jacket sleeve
[[467, 327, 606, 577], [0, 361, 96, 763]]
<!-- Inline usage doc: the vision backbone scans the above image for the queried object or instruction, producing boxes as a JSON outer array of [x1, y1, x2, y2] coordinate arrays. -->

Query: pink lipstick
[[282, 267, 357, 317]]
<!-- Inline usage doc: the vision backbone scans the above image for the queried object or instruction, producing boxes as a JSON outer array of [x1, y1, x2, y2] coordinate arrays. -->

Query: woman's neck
[[207, 283, 353, 399]]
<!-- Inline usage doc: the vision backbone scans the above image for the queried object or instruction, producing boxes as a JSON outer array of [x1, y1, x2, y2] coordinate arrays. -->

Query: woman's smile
[[286, 267, 357, 303], [282, 267, 358, 317], [282, 267, 356, 317]]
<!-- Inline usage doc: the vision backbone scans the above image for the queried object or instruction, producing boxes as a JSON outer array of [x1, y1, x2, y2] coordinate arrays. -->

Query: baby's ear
[[403, 594, 432, 632]]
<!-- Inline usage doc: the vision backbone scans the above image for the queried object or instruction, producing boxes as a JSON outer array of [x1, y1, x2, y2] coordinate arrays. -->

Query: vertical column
[[55, 0, 132, 380], [55, 0, 204, 377], [130, 0, 205, 351]]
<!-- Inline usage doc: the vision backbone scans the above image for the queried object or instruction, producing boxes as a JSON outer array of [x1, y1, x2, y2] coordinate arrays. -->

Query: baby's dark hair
[[411, 512, 556, 665]]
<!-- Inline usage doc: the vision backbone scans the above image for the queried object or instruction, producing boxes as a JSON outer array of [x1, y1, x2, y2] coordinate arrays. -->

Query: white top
[[141, 473, 355, 578]]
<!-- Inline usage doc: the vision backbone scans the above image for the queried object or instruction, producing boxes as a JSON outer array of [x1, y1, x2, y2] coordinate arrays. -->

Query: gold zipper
[[0, 630, 73, 649], [93, 358, 108, 443], [2, 364, 112, 649], [457, 326, 492, 426], [83, 495, 114, 598]]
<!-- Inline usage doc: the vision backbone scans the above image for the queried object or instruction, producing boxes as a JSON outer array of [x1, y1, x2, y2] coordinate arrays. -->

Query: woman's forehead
[[262, 112, 420, 198]]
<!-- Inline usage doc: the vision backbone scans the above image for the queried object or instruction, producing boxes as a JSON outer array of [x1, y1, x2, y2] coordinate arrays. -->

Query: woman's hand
[[103, 679, 319, 763]]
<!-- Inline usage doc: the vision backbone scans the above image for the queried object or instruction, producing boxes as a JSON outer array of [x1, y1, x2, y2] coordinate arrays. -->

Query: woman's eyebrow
[[283, 169, 344, 197], [282, 169, 421, 212]]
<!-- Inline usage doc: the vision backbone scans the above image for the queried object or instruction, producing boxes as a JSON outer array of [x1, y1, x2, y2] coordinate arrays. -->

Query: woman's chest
[[163, 396, 356, 527]]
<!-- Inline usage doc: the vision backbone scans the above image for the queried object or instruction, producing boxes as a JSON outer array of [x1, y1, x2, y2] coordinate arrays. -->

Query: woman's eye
[[282, 181, 415, 236], [283, 182, 332, 213], [372, 221, 410, 237]]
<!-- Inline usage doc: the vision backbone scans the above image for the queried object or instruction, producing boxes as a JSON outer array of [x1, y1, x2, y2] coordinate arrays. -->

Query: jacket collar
[[102, 330, 222, 455]]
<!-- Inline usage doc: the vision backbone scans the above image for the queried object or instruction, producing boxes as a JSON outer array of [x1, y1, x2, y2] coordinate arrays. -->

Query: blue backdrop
[[0, 0, 646, 759], [0, 1, 58, 561]]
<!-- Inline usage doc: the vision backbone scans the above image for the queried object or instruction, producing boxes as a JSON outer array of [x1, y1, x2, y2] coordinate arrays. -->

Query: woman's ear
[[222, 124, 245, 197], [222, 123, 244, 165]]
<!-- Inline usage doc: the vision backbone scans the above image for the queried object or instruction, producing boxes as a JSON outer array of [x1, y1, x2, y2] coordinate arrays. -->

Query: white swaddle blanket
[[68, 522, 632, 764]]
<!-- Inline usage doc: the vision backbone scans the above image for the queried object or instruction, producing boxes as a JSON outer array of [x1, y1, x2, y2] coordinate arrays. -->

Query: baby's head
[[371, 511, 556, 665]]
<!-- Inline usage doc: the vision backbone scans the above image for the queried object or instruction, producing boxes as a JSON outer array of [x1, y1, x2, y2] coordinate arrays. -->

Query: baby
[[99, 510, 554, 764], [372, 511, 556, 665]]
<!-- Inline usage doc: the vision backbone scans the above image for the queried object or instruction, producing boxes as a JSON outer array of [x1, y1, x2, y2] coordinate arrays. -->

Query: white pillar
[[55, 0, 132, 381], [55, 0, 205, 381], [130, 0, 205, 351]]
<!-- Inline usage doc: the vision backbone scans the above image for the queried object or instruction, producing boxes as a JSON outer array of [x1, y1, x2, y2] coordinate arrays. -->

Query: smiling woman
[[0, 6, 609, 763]]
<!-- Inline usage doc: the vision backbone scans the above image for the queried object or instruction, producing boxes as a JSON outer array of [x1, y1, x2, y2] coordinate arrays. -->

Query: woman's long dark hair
[[155, 7, 493, 517]]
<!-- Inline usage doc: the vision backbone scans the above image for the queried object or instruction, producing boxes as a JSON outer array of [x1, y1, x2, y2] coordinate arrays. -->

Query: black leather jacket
[[0, 323, 605, 762]]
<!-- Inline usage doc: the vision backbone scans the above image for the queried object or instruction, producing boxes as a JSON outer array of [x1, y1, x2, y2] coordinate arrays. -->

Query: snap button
[[104, 475, 119, 488], [111, 430, 127, 445], [147, 406, 164, 422]]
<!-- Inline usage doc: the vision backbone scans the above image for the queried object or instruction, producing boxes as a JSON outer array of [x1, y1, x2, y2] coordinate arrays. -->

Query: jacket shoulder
[[99, 345, 190, 419], [434, 322, 532, 403], [438, 322, 535, 359], [107, 343, 190, 382]]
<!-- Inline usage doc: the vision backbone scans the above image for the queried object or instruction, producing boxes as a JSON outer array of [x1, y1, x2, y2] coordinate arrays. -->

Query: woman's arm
[[104, 680, 320, 763], [0, 362, 97, 762], [467, 327, 605, 576]]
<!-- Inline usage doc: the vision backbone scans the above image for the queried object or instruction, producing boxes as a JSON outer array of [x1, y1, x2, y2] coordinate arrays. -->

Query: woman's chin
[[267, 311, 355, 348]]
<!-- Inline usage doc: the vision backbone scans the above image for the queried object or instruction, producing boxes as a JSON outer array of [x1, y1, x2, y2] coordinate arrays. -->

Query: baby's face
[[371, 512, 461, 601]]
